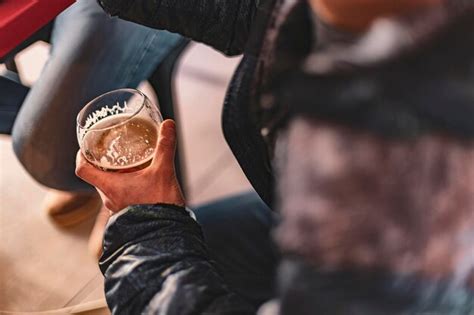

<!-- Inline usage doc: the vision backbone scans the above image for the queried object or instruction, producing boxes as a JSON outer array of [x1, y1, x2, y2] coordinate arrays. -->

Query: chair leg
[[3, 58, 22, 84], [5, 58, 18, 73], [0, 76, 29, 134]]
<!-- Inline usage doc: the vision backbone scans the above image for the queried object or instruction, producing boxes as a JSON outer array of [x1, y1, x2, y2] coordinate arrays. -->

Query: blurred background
[[0, 41, 252, 313]]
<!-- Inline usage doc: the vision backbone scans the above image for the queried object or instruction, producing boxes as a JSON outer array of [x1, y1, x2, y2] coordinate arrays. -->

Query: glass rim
[[76, 88, 147, 132]]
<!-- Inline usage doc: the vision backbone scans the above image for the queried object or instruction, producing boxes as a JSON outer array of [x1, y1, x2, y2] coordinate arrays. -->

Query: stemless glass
[[77, 89, 163, 172]]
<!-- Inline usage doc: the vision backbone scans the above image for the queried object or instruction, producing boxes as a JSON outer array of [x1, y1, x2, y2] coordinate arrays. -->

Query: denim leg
[[11, 0, 182, 191], [194, 191, 279, 308]]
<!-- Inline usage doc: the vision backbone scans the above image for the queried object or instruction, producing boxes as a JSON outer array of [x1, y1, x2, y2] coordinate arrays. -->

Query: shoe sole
[[45, 197, 103, 228]]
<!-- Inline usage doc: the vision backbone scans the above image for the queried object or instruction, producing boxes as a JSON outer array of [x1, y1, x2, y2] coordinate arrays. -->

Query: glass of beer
[[77, 89, 162, 172]]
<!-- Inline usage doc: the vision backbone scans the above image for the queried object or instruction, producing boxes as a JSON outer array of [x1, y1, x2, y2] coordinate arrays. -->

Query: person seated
[[11, 0, 183, 255], [77, 0, 474, 313]]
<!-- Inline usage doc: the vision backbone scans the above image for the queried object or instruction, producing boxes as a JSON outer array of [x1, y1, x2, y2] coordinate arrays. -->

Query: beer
[[82, 114, 158, 172], [77, 89, 163, 172]]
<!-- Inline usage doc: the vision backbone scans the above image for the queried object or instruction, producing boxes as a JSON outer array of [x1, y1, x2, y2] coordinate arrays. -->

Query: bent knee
[[11, 133, 79, 190]]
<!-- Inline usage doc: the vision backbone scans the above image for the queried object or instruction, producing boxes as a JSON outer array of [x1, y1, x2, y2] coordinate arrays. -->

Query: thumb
[[152, 119, 177, 169]]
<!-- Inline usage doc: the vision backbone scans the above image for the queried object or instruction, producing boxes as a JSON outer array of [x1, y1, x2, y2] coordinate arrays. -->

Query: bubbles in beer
[[83, 114, 158, 170]]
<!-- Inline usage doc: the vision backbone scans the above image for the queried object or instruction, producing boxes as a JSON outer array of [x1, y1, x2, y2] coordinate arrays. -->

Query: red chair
[[0, 0, 75, 60]]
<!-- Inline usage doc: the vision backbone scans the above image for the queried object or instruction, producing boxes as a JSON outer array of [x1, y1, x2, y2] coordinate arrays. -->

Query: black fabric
[[100, 204, 256, 315], [98, 0, 260, 56], [0, 76, 28, 134], [96, 0, 133, 16], [222, 55, 275, 207]]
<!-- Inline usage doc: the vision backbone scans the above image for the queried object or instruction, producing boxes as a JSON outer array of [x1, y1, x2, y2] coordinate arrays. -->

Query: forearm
[[100, 204, 256, 315], [97, 0, 260, 56]]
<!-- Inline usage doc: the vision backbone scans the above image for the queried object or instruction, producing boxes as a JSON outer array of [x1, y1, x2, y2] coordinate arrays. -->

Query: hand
[[76, 119, 185, 212]]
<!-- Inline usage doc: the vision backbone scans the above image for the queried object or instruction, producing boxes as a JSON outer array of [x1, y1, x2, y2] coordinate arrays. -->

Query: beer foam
[[79, 101, 131, 141]]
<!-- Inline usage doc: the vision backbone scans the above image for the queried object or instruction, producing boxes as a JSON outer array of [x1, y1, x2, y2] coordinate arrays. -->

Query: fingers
[[152, 120, 177, 170], [75, 151, 113, 191]]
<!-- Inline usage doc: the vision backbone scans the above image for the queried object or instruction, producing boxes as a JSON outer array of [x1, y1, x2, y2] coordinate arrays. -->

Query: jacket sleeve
[[97, 0, 260, 56], [99, 204, 256, 315]]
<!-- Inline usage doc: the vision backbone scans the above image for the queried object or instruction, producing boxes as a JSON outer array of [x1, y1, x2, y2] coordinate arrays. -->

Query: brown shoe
[[43, 190, 102, 228], [88, 206, 112, 260]]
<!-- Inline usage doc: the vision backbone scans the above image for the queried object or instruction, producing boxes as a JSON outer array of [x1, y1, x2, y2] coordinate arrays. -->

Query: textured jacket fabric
[[97, 0, 474, 314], [100, 205, 256, 314], [97, 0, 260, 56]]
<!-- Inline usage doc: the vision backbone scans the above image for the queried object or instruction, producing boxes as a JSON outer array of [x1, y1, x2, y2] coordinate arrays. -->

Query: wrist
[[150, 185, 185, 208]]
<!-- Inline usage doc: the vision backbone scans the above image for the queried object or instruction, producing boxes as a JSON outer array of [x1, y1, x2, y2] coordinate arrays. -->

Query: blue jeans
[[11, 0, 182, 192], [195, 192, 278, 307]]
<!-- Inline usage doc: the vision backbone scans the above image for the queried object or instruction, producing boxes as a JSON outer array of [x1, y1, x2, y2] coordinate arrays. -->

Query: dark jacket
[[100, 205, 256, 314], [97, 0, 474, 314]]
